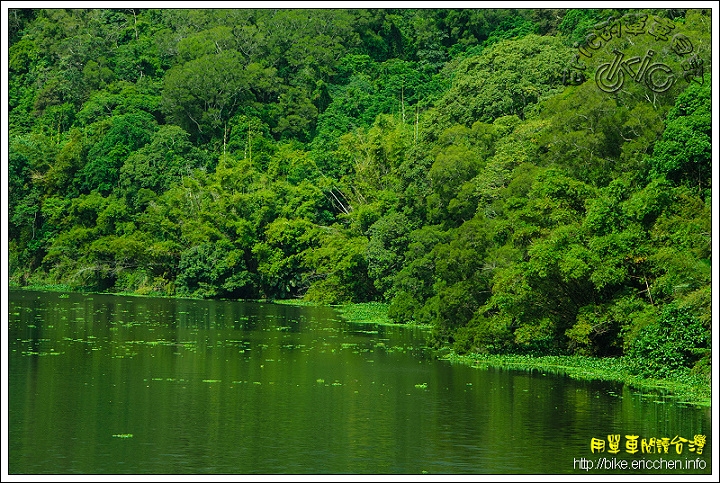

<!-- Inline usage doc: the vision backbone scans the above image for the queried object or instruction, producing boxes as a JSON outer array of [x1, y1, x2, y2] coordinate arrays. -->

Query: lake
[[7, 289, 711, 475]]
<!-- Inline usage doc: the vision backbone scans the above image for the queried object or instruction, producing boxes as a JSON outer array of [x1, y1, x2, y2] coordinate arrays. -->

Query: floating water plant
[[415, 383, 428, 389], [112, 433, 133, 438]]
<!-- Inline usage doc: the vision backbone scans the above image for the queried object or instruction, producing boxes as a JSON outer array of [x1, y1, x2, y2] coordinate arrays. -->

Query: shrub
[[627, 304, 709, 378]]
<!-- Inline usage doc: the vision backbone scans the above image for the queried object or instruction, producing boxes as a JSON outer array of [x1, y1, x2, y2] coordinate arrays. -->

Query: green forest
[[7, 8, 712, 381]]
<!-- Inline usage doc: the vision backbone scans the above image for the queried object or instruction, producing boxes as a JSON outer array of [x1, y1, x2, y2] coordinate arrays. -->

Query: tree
[[433, 34, 573, 128], [304, 229, 376, 303], [119, 124, 209, 205], [649, 79, 711, 195], [366, 212, 412, 297], [162, 50, 278, 143], [177, 239, 254, 299], [77, 112, 157, 195], [252, 217, 319, 299]]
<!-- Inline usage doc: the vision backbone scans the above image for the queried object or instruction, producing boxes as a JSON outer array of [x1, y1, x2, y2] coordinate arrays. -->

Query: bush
[[387, 291, 420, 324], [452, 315, 514, 355], [627, 304, 709, 378]]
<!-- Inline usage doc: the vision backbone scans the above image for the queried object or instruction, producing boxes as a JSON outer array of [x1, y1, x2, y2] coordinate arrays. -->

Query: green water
[[7, 289, 711, 474]]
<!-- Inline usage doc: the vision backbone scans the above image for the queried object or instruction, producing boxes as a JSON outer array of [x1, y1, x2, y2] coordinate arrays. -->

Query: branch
[[327, 188, 351, 215]]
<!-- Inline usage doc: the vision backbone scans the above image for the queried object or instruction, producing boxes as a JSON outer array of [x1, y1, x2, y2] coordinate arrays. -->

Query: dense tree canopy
[[8, 7, 712, 379]]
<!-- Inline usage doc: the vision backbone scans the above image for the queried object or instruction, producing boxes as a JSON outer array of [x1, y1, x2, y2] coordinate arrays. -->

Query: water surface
[[8, 289, 711, 474]]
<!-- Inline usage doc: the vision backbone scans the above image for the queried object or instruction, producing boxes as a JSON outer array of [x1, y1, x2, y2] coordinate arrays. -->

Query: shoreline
[[8, 285, 711, 407], [441, 352, 711, 408]]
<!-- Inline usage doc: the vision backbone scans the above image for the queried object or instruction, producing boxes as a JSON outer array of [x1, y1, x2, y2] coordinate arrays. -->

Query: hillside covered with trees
[[7, 8, 712, 380]]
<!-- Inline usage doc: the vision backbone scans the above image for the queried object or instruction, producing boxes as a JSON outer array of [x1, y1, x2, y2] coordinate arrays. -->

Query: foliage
[[7, 8, 712, 385], [648, 77, 711, 196], [445, 352, 711, 407], [433, 34, 574, 129], [626, 304, 710, 378]]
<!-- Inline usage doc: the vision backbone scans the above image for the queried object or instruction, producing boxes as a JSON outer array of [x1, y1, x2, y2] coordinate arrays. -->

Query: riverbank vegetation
[[8, 8, 712, 393], [444, 352, 711, 407]]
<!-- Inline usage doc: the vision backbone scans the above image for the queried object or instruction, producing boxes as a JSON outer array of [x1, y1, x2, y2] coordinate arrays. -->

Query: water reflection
[[8, 289, 711, 474]]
